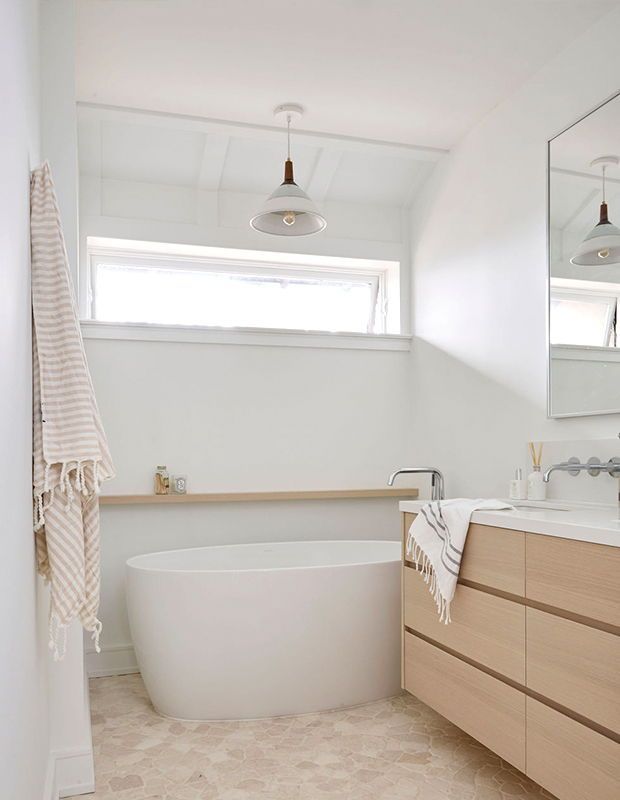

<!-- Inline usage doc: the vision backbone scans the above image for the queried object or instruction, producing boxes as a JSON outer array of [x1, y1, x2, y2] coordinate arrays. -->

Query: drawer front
[[526, 533, 620, 627], [403, 515, 525, 596], [526, 607, 620, 733], [404, 632, 525, 771], [404, 567, 525, 682], [460, 524, 525, 595], [526, 698, 620, 800]]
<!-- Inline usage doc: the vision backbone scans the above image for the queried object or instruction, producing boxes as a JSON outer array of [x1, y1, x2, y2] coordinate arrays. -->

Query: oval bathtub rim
[[125, 539, 401, 574]]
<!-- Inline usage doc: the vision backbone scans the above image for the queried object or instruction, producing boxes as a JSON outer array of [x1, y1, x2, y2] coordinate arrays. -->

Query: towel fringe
[[48, 612, 103, 661], [34, 458, 105, 525], [90, 619, 103, 653], [407, 531, 451, 626]]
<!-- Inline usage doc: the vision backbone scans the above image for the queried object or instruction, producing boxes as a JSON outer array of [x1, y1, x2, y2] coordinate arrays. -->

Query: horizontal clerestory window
[[85, 238, 400, 336]]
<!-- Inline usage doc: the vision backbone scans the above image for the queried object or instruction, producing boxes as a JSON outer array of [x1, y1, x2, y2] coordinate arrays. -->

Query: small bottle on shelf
[[154, 465, 170, 495]]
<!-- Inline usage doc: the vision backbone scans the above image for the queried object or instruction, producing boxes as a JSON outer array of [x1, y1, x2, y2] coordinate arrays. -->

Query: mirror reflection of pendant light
[[570, 155, 620, 266], [250, 104, 327, 237]]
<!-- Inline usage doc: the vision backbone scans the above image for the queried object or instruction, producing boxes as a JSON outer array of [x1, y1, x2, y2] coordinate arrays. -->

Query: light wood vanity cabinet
[[403, 568, 525, 683], [402, 514, 620, 800], [526, 607, 620, 733], [526, 533, 620, 628], [404, 633, 526, 771]]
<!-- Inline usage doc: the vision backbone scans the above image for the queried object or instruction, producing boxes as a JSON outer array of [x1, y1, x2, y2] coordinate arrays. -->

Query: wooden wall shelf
[[99, 487, 419, 506]]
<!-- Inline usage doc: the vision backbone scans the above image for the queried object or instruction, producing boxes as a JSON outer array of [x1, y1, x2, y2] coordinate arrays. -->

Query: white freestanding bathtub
[[126, 540, 401, 720]]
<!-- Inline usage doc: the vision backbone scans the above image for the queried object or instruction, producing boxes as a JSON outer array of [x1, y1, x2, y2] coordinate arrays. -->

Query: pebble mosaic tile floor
[[69, 674, 556, 800]]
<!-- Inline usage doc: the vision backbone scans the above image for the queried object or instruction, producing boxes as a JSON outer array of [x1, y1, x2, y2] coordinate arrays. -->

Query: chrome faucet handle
[[606, 457, 620, 478]]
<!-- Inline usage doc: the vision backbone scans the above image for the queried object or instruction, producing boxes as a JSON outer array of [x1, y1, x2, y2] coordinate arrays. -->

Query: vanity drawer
[[404, 632, 526, 771], [403, 515, 525, 596], [403, 567, 525, 682], [526, 698, 620, 800], [526, 607, 620, 733], [526, 534, 620, 627]]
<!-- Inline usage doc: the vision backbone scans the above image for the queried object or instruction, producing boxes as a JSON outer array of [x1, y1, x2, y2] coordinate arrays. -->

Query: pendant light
[[570, 155, 620, 266], [250, 104, 327, 236]]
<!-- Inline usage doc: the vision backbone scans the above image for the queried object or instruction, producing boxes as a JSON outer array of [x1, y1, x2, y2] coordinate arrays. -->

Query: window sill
[[551, 344, 620, 363], [80, 321, 412, 352]]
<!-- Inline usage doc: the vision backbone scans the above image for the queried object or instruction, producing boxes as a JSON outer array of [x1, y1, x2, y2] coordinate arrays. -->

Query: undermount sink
[[511, 502, 572, 512]]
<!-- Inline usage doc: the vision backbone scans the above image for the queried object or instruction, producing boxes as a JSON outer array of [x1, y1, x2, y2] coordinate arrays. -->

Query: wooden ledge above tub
[[99, 487, 420, 505]]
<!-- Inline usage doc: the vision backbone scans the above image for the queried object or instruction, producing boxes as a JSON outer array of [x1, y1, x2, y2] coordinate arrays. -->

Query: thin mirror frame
[[546, 90, 620, 419]]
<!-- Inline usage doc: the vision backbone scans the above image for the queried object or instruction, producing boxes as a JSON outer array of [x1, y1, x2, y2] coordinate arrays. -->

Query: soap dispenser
[[509, 468, 527, 500]]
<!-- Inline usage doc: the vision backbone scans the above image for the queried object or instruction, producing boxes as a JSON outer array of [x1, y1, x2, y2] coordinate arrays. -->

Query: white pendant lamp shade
[[250, 104, 327, 237], [570, 203, 620, 266], [570, 156, 620, 266], [250, 160, 327, 236]]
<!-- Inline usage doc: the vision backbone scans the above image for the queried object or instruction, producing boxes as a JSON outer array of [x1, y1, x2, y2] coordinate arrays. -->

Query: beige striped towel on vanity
[[31, 162, 114, 660]]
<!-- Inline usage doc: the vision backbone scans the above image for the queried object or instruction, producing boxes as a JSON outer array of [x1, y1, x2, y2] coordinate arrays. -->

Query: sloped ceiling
[[75, 0, 617, 149]]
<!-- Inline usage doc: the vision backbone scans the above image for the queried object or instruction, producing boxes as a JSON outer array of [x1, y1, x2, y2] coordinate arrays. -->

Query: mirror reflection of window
[[550, 289, 617, 347]]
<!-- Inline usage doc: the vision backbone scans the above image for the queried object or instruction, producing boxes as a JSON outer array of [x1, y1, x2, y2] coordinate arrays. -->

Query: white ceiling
[[75, 0, 617, 150], [78, 105, 440, 208]]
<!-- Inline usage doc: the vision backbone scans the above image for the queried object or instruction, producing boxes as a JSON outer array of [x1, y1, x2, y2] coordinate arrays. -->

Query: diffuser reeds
[[528, 441, 543, 469]]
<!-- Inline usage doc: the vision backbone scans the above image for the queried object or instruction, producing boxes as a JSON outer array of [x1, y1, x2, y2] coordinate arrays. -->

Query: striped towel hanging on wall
[[31, 161, 115, 660]]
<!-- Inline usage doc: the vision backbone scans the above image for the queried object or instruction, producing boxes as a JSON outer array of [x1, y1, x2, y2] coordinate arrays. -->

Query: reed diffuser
[[527, 442, 546, 501]]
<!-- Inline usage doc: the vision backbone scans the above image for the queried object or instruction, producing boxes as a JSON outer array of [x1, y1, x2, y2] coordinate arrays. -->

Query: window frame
[[85, 240, 398, 337], [549, 286, 618, 348]]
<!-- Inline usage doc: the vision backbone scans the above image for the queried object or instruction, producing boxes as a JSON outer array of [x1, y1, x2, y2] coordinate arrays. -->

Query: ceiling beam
[[77, 101, 448, 163], [305, 149, 343, 203], [197, 133, 230, 191]]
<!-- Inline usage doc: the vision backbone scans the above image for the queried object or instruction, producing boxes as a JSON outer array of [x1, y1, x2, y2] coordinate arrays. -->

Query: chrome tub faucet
[[388, 467, 445, 502]]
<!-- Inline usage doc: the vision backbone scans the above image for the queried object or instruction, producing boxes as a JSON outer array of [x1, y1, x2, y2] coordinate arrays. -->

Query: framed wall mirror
[[548, 92, 620, 417]]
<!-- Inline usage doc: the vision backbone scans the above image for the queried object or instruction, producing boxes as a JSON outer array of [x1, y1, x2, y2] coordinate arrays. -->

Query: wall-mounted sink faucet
[[543, 457, 620, 483], [388, 467, 445, 502]]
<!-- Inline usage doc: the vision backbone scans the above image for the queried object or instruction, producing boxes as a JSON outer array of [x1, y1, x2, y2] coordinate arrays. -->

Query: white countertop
[[399, 499, 620, 547]]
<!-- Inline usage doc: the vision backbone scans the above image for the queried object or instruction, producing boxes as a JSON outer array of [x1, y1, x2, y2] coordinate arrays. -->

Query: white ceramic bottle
[[509, 468, 528, 500], [527, 465, 546, 501]]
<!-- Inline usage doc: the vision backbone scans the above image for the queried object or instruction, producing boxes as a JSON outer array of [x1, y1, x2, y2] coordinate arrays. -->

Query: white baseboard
[[85, 642, 139, 678], [44, 747, 95, 799]]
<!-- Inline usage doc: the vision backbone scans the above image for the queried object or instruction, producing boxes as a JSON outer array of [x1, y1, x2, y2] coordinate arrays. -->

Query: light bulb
[[282, 211, 296, 226], [598, 248, 610, 259]]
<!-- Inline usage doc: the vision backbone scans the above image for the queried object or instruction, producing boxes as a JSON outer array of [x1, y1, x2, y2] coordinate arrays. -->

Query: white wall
[[0, 2, 50, 799], [40, 1, 95, 795], [409, 7, 620, 500], [85, 335, 413, 668]]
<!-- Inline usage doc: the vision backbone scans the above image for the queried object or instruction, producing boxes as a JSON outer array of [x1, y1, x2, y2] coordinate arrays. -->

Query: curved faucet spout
[[387, 467, 445, 502]]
